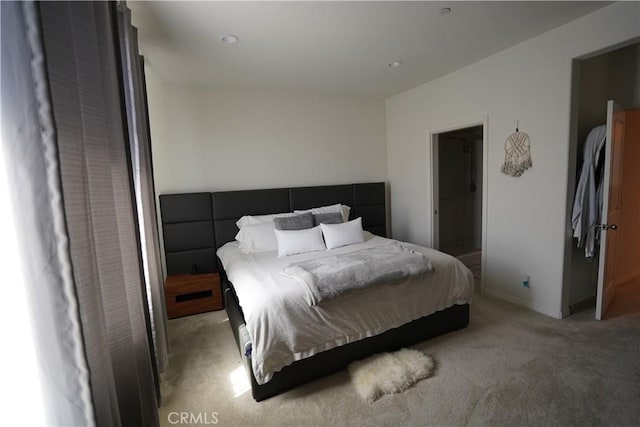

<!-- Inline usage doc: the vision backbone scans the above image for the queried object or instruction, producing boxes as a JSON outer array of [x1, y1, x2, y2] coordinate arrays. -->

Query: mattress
[[217, 232, 474, 385]]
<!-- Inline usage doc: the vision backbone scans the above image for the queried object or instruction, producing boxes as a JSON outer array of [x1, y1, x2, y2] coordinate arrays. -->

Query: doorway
[[431, 124, 484, 282], [564, 41, 640, 319]]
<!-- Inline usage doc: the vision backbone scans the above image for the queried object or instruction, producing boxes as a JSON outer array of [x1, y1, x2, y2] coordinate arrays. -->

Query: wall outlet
[[522, 275, 530, 288]]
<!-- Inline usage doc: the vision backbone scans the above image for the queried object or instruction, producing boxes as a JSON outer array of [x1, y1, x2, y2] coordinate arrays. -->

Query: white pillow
[[321, 217, 365, 250], [235, 222, 277, 253], [294, 203, 350, 223], [236, 212, 294, 229], [274, 226, 326, 257]]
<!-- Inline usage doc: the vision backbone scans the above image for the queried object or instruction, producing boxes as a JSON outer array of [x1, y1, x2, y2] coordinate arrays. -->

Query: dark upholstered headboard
[[159, 182, 386, 274], [159, 192, 216, 275]]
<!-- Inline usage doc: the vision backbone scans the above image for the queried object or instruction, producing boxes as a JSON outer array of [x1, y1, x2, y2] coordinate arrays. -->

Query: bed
[[160, 183, 472, 401]]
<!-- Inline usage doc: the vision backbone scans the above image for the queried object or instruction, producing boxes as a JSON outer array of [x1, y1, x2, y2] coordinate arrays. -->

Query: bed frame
[[159, 182, 469, 401]]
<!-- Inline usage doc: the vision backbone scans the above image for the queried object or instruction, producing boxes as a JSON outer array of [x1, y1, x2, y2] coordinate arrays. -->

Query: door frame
[[429, 116, 489, 291]]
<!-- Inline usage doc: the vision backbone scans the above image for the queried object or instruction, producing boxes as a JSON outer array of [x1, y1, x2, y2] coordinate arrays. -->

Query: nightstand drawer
[[165, 273, 222, 319]]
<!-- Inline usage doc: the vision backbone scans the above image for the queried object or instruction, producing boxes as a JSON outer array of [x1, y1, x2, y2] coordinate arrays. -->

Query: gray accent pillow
[[274, 212, 314, 230], [313, 212, 344, 226]]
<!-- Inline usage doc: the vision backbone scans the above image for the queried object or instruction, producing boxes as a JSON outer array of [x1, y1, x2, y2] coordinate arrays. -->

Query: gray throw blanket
[[282, 242, 433, 306]]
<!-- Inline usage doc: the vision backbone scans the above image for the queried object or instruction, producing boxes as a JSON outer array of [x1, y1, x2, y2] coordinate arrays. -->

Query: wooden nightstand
[[165, 273, 223, 319]]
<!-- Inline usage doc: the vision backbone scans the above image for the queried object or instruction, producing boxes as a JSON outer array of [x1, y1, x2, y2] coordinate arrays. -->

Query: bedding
[[273, 212, 314, 230], [235, 221, 278, 253], [274, 226, 326, 257], [320, 217, 365, 249], [282, 241, 433, 306], [312, 212, 343, 225], [294, 203, 350, 222], [236, 212, 294, 229], [217, 232, 473, 385]]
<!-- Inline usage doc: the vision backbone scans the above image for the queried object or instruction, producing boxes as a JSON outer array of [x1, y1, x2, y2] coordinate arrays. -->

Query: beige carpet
[[158, 292, 640, 427]]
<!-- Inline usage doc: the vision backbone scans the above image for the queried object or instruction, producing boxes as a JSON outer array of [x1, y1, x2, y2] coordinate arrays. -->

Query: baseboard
[[482, 287, 562, 319]]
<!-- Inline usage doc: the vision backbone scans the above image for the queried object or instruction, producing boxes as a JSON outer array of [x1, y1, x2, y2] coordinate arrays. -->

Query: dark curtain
[[1, 1, 160, 425], [115, 2, 169, 381]]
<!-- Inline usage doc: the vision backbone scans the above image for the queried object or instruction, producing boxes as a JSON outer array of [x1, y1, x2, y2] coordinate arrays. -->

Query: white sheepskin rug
[[348, 348, 435, 404]]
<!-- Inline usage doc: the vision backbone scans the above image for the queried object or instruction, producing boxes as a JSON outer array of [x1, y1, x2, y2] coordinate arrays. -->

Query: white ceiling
[[130, 1, 609, 98]]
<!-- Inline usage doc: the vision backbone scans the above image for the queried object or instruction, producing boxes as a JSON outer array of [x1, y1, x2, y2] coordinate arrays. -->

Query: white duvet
[[217, 232, 473, 385]]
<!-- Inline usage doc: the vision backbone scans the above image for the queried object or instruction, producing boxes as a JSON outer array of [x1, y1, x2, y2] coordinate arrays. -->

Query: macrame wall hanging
[[501, 120, 532, 177]]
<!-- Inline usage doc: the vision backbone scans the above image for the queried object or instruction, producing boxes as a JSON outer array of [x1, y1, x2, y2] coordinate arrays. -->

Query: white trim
[[428, 116, 489, 293]]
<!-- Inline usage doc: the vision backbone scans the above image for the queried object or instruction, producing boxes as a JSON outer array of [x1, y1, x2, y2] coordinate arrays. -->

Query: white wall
[[144, 75, 387, 274], [147, 84, 386, 194], [386, 2, 640, 318]]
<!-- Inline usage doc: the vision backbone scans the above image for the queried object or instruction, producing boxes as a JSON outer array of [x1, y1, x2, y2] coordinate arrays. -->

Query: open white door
[[595, 100, 626, 320]]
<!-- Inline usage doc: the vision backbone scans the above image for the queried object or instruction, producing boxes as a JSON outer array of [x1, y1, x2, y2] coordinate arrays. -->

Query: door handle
[[597, 224, 618, 231]]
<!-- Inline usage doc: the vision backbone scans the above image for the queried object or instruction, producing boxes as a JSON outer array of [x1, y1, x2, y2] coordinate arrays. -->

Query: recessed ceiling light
[[439, 7, 452, 15], [387, 61, 402, 69], [220, 34, 239, 44]]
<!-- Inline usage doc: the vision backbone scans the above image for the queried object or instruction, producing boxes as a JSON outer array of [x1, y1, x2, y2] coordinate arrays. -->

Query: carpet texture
[[348, 348, 435, 403], [158, 291, 640, 426]]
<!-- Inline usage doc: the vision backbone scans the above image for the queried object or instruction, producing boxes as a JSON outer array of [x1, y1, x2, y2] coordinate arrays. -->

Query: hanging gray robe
[[571, 125, 607, 259]]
